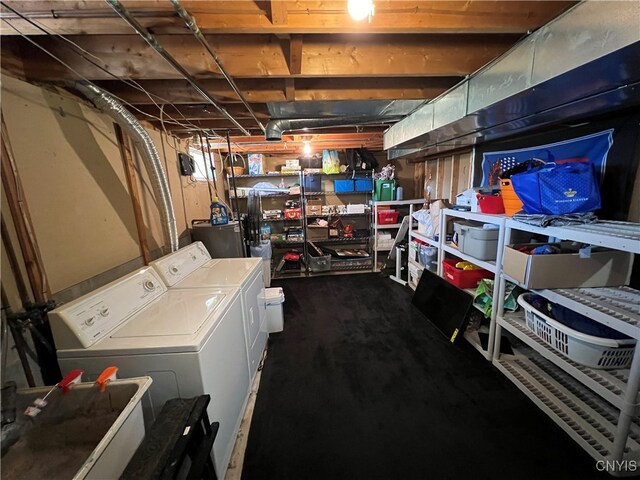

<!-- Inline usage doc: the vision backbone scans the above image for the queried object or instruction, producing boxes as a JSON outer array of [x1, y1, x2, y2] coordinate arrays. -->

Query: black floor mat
[[242, 273, 607, 480]]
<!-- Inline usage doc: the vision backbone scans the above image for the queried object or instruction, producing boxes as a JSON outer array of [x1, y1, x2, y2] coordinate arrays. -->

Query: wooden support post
[[436, 158, 444, 200], [0, 115, 50, 302], [114, 123, 151, 265], [414, 162, 425, 199], [1, 217, 30, 304], [450, 154, 461, 202], [1, 113, 61, 384]]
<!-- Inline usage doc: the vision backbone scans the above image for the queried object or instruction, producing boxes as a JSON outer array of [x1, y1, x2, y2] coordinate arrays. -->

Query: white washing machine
[[49, 267, 250, 480], [150, 242, 269, 383]]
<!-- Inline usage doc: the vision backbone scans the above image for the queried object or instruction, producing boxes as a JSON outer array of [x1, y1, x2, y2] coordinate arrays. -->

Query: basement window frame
[[188, 146, 216, 182]]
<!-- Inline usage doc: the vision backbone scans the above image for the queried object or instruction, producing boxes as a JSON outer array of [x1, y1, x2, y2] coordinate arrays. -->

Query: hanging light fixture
[[348, 0, 374, 22], [303, 141, 312, 156]]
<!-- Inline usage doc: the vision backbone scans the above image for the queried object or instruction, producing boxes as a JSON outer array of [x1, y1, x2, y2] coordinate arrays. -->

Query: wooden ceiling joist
[[1, 33, 520, 81], [0, 1, 576, 142], [0, 1, 576, 35], [88, 77, 459, 105]]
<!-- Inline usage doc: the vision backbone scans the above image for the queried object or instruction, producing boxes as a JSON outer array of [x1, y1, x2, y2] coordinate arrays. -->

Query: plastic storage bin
[[265, 287, 285, 333], [419, 245, 438, 272], [476, 194, 505, 214], [374, 179, 395, 201], [453, 221, 499, 261], [517, 293, 636, 369], [334, 179, 355, 193], [377, 210, 399, 225], [442, 258, 492, 289], [304, 175, 322, 192], [500, 178, 523, 216], [307, 241, 331, 272], [355, 177, 373, 192]]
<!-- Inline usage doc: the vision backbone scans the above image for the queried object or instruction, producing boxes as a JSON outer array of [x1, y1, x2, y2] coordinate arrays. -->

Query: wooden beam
[[284, 78, 295, 101], [89, 77, 459, 104], [1, 1, 576, 35], [0, 113, 51, 302], [205, 132, 384, 153], [2, 33, 521, 80], [114, 124, 151, 265], [270, 1, 288, 25], [132, 103, 270, 121], [288, 34, 303, 75]]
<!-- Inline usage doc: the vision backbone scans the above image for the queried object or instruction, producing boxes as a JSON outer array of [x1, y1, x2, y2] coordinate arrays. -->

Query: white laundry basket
[[265, 287, 285, 333], [517, 293, 636, 369]]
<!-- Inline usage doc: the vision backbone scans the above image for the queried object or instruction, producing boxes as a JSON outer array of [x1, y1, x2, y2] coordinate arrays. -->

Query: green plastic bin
[[374, 179, 396, 201]]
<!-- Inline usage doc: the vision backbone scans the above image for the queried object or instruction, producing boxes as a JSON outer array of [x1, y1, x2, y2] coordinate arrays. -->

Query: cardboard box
[[503, 243, 633, 289], [283, 208, 301, 219], [306, 199, 323, 216], [306, 225, 329, 241], [347, 204, 366, 214]]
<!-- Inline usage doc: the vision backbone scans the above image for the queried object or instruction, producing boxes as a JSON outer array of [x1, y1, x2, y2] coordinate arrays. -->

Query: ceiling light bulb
[[348, 0, 374, 21], [303, 142, 312, 156]]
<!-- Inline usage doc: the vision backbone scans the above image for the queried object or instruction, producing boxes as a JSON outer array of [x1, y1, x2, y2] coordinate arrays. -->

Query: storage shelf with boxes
[[492, 218, 640, 468]]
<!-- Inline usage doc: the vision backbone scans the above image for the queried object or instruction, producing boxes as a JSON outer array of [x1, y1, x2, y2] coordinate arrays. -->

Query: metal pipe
[[265, 116, 401, 141], [1, 285, 36, 387], [106, 0, 251, 136], [226, 131, 246, 257], [74, 81, 179, 252], [171, 0, 265, 134]]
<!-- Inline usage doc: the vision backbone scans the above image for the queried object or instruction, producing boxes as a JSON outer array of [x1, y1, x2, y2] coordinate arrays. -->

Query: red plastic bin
[[442, 258, 492, 289], [377, 210, 399, 225], [476, 193, 505, 214]]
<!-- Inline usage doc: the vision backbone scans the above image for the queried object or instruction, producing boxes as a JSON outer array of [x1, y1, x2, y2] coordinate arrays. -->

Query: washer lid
[[176, 258, 262, 288], [112, 289, 225, 338]]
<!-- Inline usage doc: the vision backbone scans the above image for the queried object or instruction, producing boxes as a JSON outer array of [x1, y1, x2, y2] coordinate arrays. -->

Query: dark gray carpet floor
[[242, 273, 608, 480]]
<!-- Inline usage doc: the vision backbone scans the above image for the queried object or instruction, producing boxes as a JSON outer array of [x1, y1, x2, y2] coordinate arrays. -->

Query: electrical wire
[[2, 3, 255, 170], [0, 2, 220, 135]]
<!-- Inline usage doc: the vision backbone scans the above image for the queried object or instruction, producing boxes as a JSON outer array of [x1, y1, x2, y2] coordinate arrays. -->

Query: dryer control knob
[[170, 265, 179, 275], [99, 308, 110, 317], [84, 317, 95, 327], [143, 280, 156, 291]]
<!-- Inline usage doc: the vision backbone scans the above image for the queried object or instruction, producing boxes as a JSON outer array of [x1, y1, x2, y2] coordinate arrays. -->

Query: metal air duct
[[384, 0, 640, 159], [74, 81, 179, 252], [265, 116, 402, 141]]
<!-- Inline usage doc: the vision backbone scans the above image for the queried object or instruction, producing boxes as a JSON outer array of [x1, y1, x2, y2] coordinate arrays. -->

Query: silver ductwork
[[265, 116, 402, 141], [384, 0, 640, 158], [74, 81, 179, 252]]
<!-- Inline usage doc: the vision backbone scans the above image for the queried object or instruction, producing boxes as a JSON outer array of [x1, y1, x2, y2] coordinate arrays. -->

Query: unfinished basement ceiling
[[0, 1, 576, 150]]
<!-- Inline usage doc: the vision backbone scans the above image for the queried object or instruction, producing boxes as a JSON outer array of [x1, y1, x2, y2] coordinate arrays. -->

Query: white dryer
[[49, 267, 249, 479], [150, 242, 269, 383]]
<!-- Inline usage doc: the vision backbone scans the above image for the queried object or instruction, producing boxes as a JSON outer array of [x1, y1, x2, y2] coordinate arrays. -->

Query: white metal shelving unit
[[373, 199, 425, 272], [493, 218, 640, 474]]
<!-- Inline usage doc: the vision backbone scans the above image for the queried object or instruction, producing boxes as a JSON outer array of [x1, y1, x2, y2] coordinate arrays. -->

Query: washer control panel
[[50, 267, 167, 349], [150, 241, 211, 287]]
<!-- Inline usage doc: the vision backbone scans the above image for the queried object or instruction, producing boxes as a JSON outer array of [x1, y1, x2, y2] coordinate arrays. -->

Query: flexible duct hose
[[74, 81, 179, 252]]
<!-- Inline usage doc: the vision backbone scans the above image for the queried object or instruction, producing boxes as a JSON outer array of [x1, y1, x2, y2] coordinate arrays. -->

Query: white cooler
[[265, 287, 285, 333]]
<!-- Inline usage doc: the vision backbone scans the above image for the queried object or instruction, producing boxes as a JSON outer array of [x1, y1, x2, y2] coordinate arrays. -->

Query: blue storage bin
[[334, 179, 355, 193], [304, 175, 322, 192], [354, 177, 373, 192]]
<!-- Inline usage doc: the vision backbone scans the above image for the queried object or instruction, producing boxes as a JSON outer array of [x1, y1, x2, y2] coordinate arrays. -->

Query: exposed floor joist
[[0, 0, 577, 149]]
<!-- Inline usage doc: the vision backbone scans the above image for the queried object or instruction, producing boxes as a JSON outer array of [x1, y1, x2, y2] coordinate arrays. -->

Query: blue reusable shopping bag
[[510, 161, 601, 215]]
